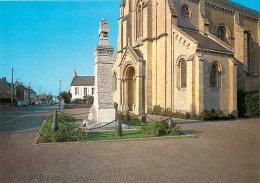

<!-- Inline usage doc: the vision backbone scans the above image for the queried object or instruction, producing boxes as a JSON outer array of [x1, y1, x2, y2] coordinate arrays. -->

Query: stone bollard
[[115, 108, 118, 121], [115, 118, 122, 137], [142, 113, 146, 123], [52, 110, 59, 132], [168, 117, 173, 127], [126, 110, 130, 121]]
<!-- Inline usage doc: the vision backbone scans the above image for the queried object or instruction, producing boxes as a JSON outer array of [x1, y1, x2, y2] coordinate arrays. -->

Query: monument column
[[88, 18, 115, 123]]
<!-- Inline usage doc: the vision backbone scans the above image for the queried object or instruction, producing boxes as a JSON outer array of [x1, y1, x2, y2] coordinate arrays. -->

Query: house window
[[244, 31, 254, 73], [136, 0, 144, 39], [92, 88, 95, 95], [217, 26, 226, 42], [181, 4, 191, 19], [75, 87, 79, 95], [84, 88, 87, 95], [210, 63, 221, 88]]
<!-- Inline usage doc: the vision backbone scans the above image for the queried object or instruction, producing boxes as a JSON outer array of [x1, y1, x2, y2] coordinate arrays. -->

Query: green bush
[[152, 105, 163, 115], [40, 125, 88, 143], [238, 90, 260, 118], [45, 113, 75, 123], [245, 91, 260, 117], [141, 119, 183, 137]]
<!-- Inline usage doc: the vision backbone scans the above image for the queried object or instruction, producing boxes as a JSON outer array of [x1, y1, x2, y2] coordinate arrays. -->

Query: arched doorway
[[125, 66, 136, 111]]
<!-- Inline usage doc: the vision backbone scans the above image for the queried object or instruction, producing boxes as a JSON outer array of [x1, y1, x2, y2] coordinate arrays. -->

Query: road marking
[[0, 114, 30, 125]]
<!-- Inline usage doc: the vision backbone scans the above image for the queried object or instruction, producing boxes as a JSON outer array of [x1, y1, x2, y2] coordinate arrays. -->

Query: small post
[[115, 118, 122, 137], [142, 113, 146, 123], [168, 117, 173, 127], [126, 110, 130, 121], [115, 107, 118, 121], [52, 110, 59, 132]]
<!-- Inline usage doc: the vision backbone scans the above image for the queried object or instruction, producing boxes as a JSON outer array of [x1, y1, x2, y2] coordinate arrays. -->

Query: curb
[[32, 130, 196, 146], [31, 120, 46, 146]]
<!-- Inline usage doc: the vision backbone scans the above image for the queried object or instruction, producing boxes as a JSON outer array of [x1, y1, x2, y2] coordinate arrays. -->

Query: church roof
[[71, 76, 95, 86], [206, 0, 259, 17], [183, 29, 233, 53], [119, 0, 125, 8]]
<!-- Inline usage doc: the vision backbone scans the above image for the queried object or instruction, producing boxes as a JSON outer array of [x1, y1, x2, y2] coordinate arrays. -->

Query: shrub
[[141, 119, 183, 137], [238, 90, 260, 118], [245, 91, 260, 117], [39, 113, 87, 143], [152, 105, 163, 115], [170, 125, 183, 136], [237, 90, 246, 117], [39, 125, 88, 143], [45, 113, 75, 123]]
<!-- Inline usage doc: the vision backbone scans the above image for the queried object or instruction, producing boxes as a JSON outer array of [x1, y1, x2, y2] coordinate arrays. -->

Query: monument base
[[88, 105, 116, 123]]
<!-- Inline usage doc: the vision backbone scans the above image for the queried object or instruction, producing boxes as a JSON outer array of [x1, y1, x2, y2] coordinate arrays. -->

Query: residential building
[[70, 70, 95, 100], [16, 82, 29, 105]]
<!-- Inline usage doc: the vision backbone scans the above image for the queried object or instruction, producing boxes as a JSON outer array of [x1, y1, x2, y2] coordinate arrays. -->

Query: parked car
[[48, 100, 55, 105], [17, 101, 27, 107]]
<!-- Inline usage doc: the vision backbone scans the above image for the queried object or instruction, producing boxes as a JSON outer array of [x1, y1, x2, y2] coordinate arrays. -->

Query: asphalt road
[[0, 105, 58, 132], [0, 106, 259, 183]]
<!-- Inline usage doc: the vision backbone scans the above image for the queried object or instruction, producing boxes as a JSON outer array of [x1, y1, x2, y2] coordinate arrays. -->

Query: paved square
[[0, 112, 259, 182]]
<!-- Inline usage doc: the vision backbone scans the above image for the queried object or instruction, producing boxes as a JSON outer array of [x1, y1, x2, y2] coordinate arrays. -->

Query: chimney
[[74, 69, 77, 77], [2, 77, 6, 80]]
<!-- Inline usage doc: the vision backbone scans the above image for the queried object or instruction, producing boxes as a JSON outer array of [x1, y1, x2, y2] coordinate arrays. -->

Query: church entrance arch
[[124, 65, 136, 111]]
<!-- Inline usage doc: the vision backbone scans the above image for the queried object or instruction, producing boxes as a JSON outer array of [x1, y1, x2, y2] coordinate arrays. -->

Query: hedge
[[238, 90, 259, 118]]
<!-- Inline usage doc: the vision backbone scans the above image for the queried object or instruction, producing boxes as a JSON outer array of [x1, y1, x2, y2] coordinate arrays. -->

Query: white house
[[70, 70, 95, 100]]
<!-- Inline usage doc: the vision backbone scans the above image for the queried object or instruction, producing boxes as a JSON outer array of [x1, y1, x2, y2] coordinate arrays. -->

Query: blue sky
[[0, 0, 259, 96]]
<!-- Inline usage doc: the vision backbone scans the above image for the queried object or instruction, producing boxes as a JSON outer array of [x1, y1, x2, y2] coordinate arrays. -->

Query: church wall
[[202, 52, 233, 114], [172, 31, 197, 113], [206, 7, 234, 44], [234, 15, 259, 91], [175, 0, 200, 30]]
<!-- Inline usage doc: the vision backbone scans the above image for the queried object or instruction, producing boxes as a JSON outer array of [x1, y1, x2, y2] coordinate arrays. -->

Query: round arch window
[[217, 26, 226, 42], [181, 4, 191, 19]]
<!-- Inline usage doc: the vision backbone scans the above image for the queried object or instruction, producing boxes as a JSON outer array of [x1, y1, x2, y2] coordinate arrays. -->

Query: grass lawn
[[87, 118, 149, 141]]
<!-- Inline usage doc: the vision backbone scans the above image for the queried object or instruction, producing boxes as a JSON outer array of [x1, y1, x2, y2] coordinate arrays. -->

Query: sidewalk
[[61, 108, 89, 119]]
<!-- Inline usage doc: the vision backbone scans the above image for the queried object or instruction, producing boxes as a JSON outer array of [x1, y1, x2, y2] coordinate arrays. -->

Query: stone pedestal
[[88, 18, 115, 123]]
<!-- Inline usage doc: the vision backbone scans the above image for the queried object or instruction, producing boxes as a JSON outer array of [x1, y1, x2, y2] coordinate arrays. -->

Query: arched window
[[180, 60, 187, 88], [136, 0, 144, 39], [181, 4, 191, 19], [113, 72, 117, 91], [217, 26, 226, 42], [244, 31, 254, 73], [210, 63, 221, 88]]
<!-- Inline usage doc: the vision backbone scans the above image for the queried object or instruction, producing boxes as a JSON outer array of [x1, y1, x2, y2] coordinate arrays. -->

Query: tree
[[83, 95, 94, 105], [47, 93, 53, 101], [59, 91, 72, 104]]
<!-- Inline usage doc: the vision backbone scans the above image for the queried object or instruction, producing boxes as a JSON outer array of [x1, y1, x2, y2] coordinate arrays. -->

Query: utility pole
[[59, 80, 61, 95], [11, 67, 14, 106], [28, 82, 30, 106], [59, 80, 61, 109]]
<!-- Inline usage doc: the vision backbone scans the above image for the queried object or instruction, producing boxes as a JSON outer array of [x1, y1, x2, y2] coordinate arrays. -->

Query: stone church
[[112, 0, 259, 117]]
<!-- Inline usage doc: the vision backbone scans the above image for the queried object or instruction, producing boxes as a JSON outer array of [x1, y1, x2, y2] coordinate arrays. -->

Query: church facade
[[112, 0, 260, 117]]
